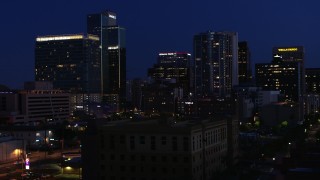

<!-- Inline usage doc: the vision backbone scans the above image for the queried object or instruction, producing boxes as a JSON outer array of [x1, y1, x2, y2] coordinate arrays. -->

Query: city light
[[277, 48, 298, 52], [36, 35, 84, 42]]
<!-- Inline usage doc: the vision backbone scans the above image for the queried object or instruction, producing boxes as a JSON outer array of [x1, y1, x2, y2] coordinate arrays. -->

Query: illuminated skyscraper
[[272, 46, 305, 96], [193, 31, 238, 97], [255, 55, 302, 102], [35, 34, 100, 93], [148, 52, 192, 94], [87, 11, 126, 108]]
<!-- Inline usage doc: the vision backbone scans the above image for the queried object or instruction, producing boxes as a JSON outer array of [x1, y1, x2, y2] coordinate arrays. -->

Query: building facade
[[255, 55, 302, 102], [272, 46, 305, 96], [148, 52, 192, 95], [82, 119, 238, 180], [0, 82, 70, 125], [35, 34, 101, 93], [193, 31, 238, 98]]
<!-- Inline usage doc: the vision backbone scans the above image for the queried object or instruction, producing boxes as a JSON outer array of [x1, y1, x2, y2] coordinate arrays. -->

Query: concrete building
[[82, 118, 239, 180], [0, 82, 70, 125]]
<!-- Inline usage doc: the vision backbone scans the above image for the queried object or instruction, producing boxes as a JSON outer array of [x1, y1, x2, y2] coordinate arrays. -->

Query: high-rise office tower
[[35, 34, 100, 93], [272, 46, 305, 96], [238, 41, 252, 84], [87, 11, 126, 108], [148, 52, 192, 94], [194, 31, 238, 98], [255, 55, 301, 102]]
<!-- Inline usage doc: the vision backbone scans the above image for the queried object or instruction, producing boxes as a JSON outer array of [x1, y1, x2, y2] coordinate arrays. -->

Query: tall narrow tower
[[87, 11, 126, 109]]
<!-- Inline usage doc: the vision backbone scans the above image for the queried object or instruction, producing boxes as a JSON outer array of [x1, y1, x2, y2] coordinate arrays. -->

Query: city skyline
[[1, 0, 320, 88]]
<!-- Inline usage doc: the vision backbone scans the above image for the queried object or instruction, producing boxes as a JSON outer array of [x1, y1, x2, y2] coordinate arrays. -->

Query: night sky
[[1, 0, 319, 88]]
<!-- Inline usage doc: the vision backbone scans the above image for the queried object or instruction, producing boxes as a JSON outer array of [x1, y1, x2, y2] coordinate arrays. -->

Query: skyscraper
[[193, 31, 238, 97], [272, 46, 305, 96], [255, 55, 301, 102], [238, 41, 252, 84], [35, 34, 100, 93], [148, 52, 192, 94], [87, 11, 126, 108]]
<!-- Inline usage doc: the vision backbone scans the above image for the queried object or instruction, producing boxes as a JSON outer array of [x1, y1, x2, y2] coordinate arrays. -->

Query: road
[[0, 147, 80, 178]]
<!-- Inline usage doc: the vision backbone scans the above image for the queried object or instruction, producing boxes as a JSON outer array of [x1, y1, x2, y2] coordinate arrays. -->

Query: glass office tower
[[87, 11, 126, 109]]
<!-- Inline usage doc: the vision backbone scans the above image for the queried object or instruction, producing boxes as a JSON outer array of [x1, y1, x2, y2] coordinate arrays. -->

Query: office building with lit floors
[[35, 34, 101, 93], [255, 55, 302, 102], [148, 52, 192, 96], [82, 118, 239, 180], [272, 46, 305, 96]]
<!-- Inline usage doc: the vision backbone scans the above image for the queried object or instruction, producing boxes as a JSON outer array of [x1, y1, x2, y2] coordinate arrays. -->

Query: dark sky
[[0, 0, 319, 88]]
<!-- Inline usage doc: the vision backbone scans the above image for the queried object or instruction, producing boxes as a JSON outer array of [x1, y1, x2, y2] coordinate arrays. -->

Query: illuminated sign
[[277, 48, 298, 52], [185, 102, 193, 105], [88, 35, 99, 41], [36, 35, 84, 42], [108, 46, 119, 50], [109, 14, 117, 19], [25, 158, 30, 170], [159, 53, 176, 56]]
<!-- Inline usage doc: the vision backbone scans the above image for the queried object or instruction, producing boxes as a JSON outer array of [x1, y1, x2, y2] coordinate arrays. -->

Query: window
[[110, 135, 115, 149], [151, 156, 156, 162], [141, 155, 145, 161], [162, 156, 167, 162], [101, 154, 105, 160], [151, 136, 156, 150], [172, 156, 177, 162], [152, 167, 156, 172], [130, 136, 135, 150], [161, 136, 166, 145], [120, 154, 125, 161], [183, 137, 189, 151], [172, 136, 177, 151], [140, 136, 145, 144], [100, 135, 105, 149], [110, 154, 115, 160], [162, 167, 167, 173], [120, 135, 125, 144], [120, 165, 126, 172]]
